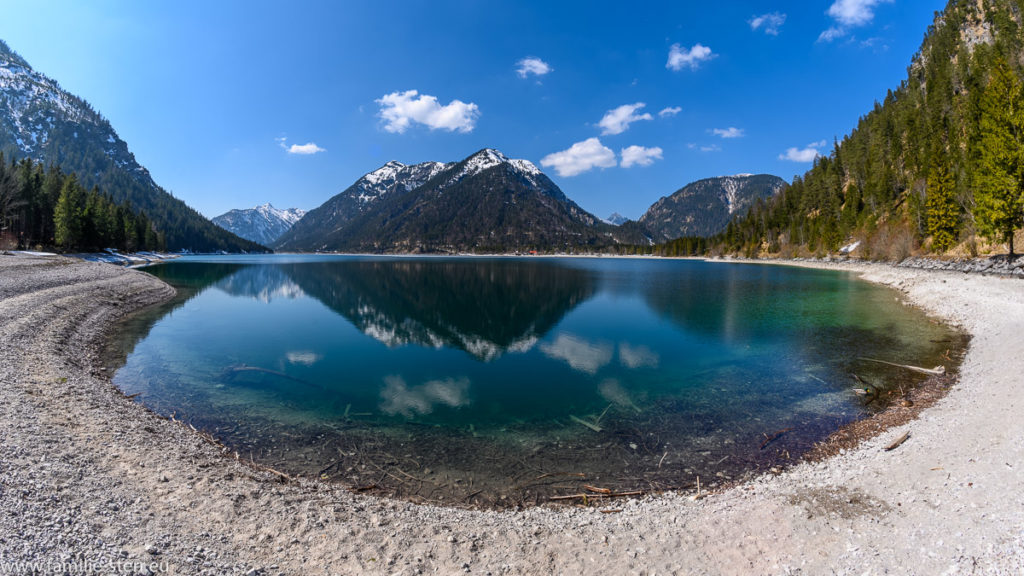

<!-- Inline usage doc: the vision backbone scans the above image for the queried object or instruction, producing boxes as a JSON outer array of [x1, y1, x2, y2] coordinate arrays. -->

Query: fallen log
[[759, 427, 794, 450], [223, 364, 324, 390], [569, 414, 603, 432], [858, 357, 945, 376], [549, 490, 644, 501]]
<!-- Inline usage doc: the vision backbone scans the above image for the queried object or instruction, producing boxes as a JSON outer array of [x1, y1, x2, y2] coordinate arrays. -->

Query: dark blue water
[[107, 255, 963, 506]]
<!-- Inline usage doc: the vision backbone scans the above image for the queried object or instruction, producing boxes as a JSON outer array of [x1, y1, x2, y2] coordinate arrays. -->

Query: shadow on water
[[106, 257, 968, 509]]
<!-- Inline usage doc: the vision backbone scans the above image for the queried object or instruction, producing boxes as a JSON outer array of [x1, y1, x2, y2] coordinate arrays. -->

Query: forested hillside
[[0, 40, 264, 253], [713, 0, 1024, 259], [0, 155, 166, 252]]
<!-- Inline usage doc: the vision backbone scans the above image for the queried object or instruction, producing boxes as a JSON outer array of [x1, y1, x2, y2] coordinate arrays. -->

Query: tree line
[[700, 1, 1024, 260], [0, 154, 165, 252]]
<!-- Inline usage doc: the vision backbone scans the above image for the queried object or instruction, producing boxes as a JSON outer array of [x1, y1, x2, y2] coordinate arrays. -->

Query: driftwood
[[223, 364, 324, 390], [759, 428, 794, 450], [569, 414, 603, 432], [549, 490, 644, 501], [859, 357, 946, 376], [584, 485, 611, 494], [884, 431, 910, 451]]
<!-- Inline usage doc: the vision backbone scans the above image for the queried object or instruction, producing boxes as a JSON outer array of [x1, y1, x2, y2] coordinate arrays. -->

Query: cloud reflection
[[618, 342, 659, 369], [540, 333, 613, 374], [598, 378, 642, 413], [379, 375, 471, 418], [286, 351, 322, 366]]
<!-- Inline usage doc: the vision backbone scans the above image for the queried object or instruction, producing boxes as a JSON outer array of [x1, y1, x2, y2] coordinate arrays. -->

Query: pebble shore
[[1, 253, 1021, 575]]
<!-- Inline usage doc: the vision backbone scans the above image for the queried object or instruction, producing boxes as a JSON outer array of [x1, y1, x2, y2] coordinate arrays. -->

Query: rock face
[[639, 174, 787, 240], [274, 148, 643, 252], [212, 204, 306, 246], [0, 40, 261, 252]]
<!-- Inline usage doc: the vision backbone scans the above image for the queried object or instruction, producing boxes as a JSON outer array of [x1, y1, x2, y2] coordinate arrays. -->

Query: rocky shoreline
[[775, 253, 1024, 277], [1, 253, 1021, 575]]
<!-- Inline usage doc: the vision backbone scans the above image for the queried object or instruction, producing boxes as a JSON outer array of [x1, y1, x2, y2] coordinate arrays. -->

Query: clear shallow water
[[107, 255, 964, 507]]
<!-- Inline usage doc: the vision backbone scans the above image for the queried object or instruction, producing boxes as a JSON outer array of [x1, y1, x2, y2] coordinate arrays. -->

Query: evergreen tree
[[54, 174, 85, 250], [927, 146, 960, 252], [975, 56, 1024, 256], [0, 154, 23, 240]]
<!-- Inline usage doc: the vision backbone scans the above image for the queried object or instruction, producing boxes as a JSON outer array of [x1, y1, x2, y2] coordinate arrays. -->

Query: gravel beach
[[1, 254, 1021, 575]]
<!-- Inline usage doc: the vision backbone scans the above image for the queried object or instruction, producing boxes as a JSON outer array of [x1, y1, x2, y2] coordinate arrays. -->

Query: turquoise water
[[107, 255, 963, 506]]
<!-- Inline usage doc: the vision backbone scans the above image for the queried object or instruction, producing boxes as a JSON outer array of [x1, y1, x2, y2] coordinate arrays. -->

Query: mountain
[[0, 39, 263, 252], [605, 212, 629, 226], [274, 160, 452, 251], [212, 203, 306, 246], [639, 174, 787, 240], [275, 148, 643, 253], [716, 0, 1024, 259]]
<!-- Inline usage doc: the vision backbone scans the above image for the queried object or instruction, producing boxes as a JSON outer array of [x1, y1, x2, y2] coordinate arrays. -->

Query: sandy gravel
[[1, 253, 1022, 575]]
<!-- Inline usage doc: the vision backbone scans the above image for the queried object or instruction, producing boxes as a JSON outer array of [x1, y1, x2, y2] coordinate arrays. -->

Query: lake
[[106, 255, 965, 507]]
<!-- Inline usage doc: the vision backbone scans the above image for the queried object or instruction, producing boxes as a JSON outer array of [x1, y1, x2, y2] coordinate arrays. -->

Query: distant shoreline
[[0, 253, 1021, 573]]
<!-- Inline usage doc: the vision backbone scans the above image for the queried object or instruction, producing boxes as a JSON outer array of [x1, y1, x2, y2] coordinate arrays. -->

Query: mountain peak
[[605, 212, 629, 226], [448, 148, 542, 186], [363, 160, 407, 186], [213, 204, 306, 245], [639, 174, 787, 240]]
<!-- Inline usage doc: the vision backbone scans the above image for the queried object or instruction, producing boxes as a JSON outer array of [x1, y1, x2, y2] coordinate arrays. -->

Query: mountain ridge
[[275, 148, 649, 253], [639, 174, 787, 240], [0, 39, 263, 252], [212, 203, 306, 246]]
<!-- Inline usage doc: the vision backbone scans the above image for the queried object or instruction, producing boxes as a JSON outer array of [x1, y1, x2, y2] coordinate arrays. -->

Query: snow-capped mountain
[[0, 39, 259, 252], [605, 212, 629, 226], [212, 203, 306, 246], [357, 160, 452, 204], [639, 174, 787, 240], [275, 148, 647, 253]]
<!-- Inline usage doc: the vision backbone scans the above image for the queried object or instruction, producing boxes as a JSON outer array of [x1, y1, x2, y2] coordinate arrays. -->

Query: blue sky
[[0, 0, 944, 220]]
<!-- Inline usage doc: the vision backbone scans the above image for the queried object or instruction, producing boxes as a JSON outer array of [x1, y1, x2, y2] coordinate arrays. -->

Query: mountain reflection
[[180, 259, 595, 361], [282, 259, 595, 360], [215, 265, 305, 302]]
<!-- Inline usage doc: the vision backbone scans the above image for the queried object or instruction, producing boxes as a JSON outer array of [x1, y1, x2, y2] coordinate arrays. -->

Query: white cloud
[[287, 143, 326, 155], [666, 43, 715, 71], [598, 102, 653, 135], [540, 333, 613, 374], [712, 127, 745, 139], [828, 0, 890, 26], [700, 144, 721, 152], [620, 145, 663, 168], [819, 0, 892, 42], [749, 12, 787, 35], [376, 90, 480, 133], [818, 27, 847, 42], [540, 137, 617, 177], [516, 57, 552, 78], [779, 140, 827, 162], [658, 106, 682, 118], [276, 137, 326, 155]]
